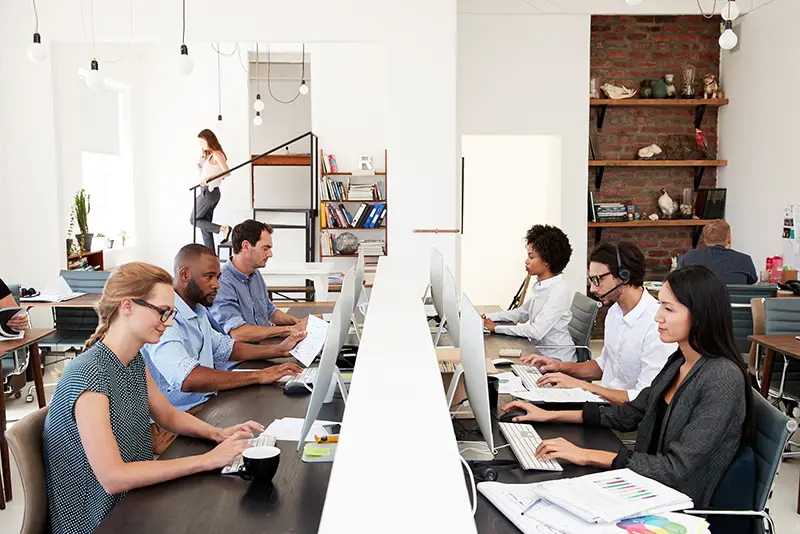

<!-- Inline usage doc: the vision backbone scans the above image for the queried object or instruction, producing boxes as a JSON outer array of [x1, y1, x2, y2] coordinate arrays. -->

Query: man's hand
[[260, 362, 303, 385], [483, 316, 497, 333], [519, 354, 560, 373], [536, 372, 584, 390], [277, 331, 307, 354], [290, 316, 308, 334], [212, 420, 265, 443]]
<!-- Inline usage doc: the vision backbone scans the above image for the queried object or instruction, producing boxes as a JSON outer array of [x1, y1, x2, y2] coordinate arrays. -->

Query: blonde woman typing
[[43, 262, 261, 534]]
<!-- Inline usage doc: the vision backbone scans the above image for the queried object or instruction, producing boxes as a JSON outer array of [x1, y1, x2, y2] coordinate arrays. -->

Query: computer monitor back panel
[[296, 268, 355, 448], [443, 266, 461, 348], [430, 248, 445, 319], [459, 294, 495, 453]]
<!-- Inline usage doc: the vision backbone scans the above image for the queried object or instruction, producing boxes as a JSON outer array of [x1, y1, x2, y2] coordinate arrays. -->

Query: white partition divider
[[319, 256, 476, 533]]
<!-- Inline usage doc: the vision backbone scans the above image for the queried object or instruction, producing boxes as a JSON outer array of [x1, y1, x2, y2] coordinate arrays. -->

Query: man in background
[[678, 220, 757, 284]]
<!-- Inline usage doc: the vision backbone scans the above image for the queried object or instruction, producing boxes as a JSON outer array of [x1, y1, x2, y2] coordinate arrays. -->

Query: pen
[[520, 498, 541, 516]]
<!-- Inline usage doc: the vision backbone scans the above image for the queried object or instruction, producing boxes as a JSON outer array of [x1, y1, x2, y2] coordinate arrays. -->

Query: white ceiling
[[458, 0, 773, 15]]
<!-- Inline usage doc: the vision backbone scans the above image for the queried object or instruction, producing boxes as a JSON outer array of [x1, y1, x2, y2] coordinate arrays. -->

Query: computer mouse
[[283, 382, 311, 396], [492, 358, 514, 366], [498, 408, 528, 424]]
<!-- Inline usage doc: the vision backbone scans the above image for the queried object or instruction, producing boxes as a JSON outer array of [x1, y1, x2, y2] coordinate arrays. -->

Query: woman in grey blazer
[[502, 265, 755, 509]]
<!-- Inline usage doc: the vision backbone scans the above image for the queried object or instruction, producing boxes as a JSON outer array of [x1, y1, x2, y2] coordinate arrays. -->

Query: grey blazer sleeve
[[614, 366, 746, 489], [583, 382, 652, 433]]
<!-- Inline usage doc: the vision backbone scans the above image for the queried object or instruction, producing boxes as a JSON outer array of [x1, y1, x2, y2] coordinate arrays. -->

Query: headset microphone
[[597, 243, 631, 301]]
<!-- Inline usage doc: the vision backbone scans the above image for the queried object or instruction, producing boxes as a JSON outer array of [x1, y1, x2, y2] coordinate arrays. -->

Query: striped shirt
[[678, 245, 757, 285]]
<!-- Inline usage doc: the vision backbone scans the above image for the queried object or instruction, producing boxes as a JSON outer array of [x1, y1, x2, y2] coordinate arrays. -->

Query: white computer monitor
[[430, 248, 445, 319], [354, 250, 366, 306], [459, 294, 495, 454], [296, 267, 356, 449], [442, 265, 461, 348]]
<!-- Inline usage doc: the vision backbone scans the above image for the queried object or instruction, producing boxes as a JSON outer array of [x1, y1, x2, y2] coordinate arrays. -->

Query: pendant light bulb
[[718, 20, 738, 50], [253, 112, 263, 126], [299, 81, 309, 95], [721, 1, 739, 21], [625, 0, 643, 6], [85, 59, 104, 91], [253, 94, 265, 111], [28, 33, 47, 62], [179, 44, 194, 75]]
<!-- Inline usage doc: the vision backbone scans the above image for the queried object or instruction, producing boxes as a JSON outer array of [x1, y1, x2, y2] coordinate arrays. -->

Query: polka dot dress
[[43, 341, 153, 534]]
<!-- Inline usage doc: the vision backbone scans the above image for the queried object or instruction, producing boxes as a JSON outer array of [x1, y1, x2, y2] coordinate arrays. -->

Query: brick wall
[[589, 15, 721, 337]]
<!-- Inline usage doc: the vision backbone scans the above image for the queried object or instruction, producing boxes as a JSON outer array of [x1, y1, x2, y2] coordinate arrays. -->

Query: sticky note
[[341, 373, 353, 380], [305, 446, 331, 457]]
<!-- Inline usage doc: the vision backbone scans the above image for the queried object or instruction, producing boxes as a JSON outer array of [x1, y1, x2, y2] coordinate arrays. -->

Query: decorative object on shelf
[[590, 78, 599, 98], [662, 134, 707, 160], [119, 231, 128, 247], [639, 79, 653, 98], [73, 189, 92, 252], [327, 154, 339, 173], [658, 188, 677, 219], [652, 78, 667, 99], [670, 257, 678, 272], [626, 205, 637, 221], [358, 155, 373, 172], [694, 128, 711, 158], [334, 232, 359, 255], [648, 213, 659, 221], [600, 83, 636, 99], [664, 74, 676, 98], [681, 65, 696, 98], [702, 73, 721, 99], [637, 144, 664, 160], [680, 187, 694, 219]]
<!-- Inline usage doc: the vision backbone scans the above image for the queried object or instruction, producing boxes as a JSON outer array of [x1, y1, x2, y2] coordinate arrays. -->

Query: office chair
[[38, 270, 109, 353], [686, 392, 796, 534], [530, 292, 601, 363], [6, 406, 49, 534], [727, 285, 778, 360], [758, 298, 800, 415]]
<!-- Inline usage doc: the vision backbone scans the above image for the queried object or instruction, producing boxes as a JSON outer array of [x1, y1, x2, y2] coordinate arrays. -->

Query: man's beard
[[187, 279, 215, 306]]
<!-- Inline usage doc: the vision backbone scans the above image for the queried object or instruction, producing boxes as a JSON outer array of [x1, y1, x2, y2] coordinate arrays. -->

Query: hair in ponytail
[[85, 262, 173, 349]]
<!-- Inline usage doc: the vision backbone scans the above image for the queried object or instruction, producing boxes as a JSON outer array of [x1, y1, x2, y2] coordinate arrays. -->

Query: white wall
[[457, 13, 590, 297], [719, 0, 799, 271]]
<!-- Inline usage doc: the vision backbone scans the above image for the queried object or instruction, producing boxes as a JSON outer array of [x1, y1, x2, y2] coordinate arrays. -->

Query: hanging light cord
[[32, 0, 39, 33], [217, 46, 222, 118], [181, 0, 186, 44], [80, 0, 133, 63], [210, 42, 239, 56], [695, 0, 720, 19], [301, 43, 306, 81], [266, 42, 301, 104], [255, 42, 260, 93]]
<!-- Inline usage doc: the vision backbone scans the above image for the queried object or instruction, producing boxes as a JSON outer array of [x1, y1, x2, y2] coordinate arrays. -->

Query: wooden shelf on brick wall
[[588, 219, 721, 248], [590, 98, 728, 130], [589, 159, 728, 191]]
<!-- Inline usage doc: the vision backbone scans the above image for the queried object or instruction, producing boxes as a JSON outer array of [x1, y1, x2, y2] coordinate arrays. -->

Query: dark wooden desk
[[0, 328, 53, 508], [25, 294, 101, 308], [97, 365, 345, 533], [749, 334, 800, 399]]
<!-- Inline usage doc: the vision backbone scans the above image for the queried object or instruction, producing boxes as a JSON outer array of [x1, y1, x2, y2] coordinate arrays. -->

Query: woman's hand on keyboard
[[519, 354, 560, 373], [213, 420, 265, 443], [500, 401, 554, 423], [535, 438, 590, 466], [260, 362, 303, 384], [203, 430, 255, 470]]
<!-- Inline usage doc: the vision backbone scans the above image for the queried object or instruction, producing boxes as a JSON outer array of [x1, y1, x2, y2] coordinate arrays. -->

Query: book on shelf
[[324, 203, 387, 229], [358, 240, 386, 257], [320, 177, 347, 201]]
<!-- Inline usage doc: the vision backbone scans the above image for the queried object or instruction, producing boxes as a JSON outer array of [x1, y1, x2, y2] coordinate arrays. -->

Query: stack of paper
[[493, 371, 525, 395], [290, 315, 330, 367], [478, 469, 705, 534], [264, 417, 341, 442], [20, 276, 85, 303]]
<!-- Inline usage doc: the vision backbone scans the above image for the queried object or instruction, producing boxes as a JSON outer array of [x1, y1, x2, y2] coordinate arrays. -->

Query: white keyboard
[[499, 348, 522, 358], [424, 304, 437, 317], [221, 433, 277, 474], [511, 364, 552, 390], [498, 422, 562, 471], [284, 366, 319, 386]]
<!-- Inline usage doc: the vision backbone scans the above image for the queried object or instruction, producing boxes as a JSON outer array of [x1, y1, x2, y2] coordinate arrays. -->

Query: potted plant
[[66, 210, 76, 256], [74, 189, 92, 252]]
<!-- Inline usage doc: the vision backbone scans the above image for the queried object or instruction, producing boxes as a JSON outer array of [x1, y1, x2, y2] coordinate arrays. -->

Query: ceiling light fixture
[[28, 0, 46, 62], [721, 0, 739, 21], [299, 43, 309, 95], [253, 111, 263, 126], [718, 19, 738, 49], [178, 0, 193, 75], [254, 42, 265, 111]]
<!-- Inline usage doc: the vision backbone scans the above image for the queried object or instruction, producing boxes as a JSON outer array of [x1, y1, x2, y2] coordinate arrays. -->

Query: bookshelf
[[319, 149, 387, 260]]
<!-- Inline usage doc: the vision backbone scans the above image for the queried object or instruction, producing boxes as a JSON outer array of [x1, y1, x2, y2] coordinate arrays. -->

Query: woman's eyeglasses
[[587, 272, 614, 287], [132, 299, 176, 322]]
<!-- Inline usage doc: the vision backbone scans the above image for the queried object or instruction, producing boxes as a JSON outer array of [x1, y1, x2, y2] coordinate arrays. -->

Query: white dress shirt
[[596, 289, 676, 401], [486, 274, 576, 362]]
